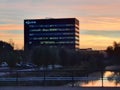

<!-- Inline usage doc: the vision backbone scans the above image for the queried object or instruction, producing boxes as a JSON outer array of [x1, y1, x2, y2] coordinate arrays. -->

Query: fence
[[0, 69, 120, 87]]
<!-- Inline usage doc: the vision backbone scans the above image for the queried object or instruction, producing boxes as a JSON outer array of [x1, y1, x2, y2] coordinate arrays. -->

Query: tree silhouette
[[0, 40, 13, 63], [31, 46, 55, 68], [59, 47, 69, 66], [106, 41, 120, 65], [5, 51, 18, 68]]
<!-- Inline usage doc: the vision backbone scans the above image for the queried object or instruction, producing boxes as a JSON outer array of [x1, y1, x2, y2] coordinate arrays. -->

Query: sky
[[0, 0, 120, 50]]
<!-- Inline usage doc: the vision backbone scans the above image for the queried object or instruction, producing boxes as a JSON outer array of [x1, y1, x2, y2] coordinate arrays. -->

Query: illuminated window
[[29, 24, 75, 28], [49, 37, 58, 40], [32, 37, 48, 40], [59, 37, 74, 39], [29, 41, 32, 44], [29, 28, 75, 32], [57, 41, 74, 44], [63, 32, 74, 35], [40, 41, 55, 44], [29, 34, 34, 36]]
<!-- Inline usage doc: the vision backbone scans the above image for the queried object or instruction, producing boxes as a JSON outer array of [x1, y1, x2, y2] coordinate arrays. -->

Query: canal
[[75, 66, 120, 87]]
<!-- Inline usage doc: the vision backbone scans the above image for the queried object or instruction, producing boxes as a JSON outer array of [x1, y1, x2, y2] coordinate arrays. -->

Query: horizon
[[0, 0, 120, 50]]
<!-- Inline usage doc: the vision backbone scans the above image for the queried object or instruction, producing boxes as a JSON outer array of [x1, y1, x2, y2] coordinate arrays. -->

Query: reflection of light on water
[[81, 80, 120, 87], [81, 80, 102, 87], [104, 71, 114, 77], [79, 71, 120, 87]]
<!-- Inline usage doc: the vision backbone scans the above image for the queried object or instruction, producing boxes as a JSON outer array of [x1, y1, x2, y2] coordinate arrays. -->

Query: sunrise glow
[[0, 0, 120, 50]]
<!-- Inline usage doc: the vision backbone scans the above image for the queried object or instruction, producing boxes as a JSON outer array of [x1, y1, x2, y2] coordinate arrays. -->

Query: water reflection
[[75, 71, 120, 87]]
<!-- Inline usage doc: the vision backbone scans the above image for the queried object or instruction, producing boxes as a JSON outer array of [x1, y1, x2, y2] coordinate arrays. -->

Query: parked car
[[0, 62, 8, 67]]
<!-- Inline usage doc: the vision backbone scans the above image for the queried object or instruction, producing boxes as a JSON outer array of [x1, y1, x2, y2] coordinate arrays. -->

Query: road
[[0, 87, 120, 90]]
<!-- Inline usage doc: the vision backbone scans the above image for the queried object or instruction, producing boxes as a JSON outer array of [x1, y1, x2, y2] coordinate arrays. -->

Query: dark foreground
[[0, 86, 120, 90]]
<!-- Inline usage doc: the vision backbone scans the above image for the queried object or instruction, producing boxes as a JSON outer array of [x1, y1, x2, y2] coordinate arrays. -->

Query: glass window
[[29, 41, 32, 44], [40, 41, 55, 44]]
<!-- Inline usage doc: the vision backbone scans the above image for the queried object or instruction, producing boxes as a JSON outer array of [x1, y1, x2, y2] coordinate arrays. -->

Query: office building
[[24, 18, 79, 50]]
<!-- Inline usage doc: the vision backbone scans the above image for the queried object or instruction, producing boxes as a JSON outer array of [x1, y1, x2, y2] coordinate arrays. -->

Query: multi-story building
[[24, 18, 79, 50]]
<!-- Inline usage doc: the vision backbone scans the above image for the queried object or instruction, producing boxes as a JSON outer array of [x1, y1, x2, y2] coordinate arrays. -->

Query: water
[[77, 71, 120, 87]]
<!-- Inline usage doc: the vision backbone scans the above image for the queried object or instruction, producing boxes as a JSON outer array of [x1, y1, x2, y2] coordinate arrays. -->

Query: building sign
[[25, 21, 36, 25]]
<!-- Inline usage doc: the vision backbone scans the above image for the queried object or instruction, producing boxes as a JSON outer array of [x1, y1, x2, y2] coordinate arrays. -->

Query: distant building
[[24, 18, 79, 50]]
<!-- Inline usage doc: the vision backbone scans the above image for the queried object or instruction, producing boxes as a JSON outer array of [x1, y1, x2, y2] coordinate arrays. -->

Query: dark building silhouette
[[24, 18, 79, 50]]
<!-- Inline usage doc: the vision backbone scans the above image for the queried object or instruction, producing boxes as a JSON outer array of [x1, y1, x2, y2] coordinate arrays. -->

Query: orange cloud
[[80, 34, 120, 50], [0, 24, 23, 30], [0, 32, 24, 49], [78, 16, 120, 30]]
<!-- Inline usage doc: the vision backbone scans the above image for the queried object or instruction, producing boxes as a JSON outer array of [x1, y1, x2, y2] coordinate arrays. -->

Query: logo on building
[[25, 21, 36, 25]]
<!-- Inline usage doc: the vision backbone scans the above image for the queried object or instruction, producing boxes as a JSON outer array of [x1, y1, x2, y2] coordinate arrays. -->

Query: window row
[[29, 24, 74, 28], [29, 28, 75, 32], [29, 41, 76, 44], [39, 41, 75, 44], [30, 37, 75, 40], [29, 32, 75, 36]]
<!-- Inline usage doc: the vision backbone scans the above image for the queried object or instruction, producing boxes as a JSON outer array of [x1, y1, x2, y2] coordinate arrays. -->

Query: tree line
[[1, 40, 120, 70], [30, 46, 104, 70], [0, 40, 23, 68]]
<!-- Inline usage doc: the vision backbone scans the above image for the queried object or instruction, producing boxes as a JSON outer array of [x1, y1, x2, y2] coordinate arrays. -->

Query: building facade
[[24, 18, 79, 50]]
